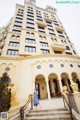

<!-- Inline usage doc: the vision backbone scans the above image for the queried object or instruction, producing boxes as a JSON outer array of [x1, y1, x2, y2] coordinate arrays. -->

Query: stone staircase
[[25, 108, 71, 120]]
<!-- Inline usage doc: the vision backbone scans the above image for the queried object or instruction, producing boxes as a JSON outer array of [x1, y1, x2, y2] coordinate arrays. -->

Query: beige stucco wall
[[0, 55, 80, 106]]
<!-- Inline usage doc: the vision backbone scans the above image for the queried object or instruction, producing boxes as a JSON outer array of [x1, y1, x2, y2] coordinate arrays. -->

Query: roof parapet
[[46, 5, 57, 14], [24, 0, 36, 5]]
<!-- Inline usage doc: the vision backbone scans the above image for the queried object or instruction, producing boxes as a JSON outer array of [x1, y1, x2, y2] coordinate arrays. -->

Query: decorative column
[[58, 76, 63, 92], [69, 76, 74, 84], [46, 79, 51, 99], [59, 80, 63, 92]]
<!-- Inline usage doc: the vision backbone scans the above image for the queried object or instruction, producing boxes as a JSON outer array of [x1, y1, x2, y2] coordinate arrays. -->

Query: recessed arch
[[61, 72, 72, 92], [48, 73, 58, 79], [48, 73, 61, 97], [35, 74, 47, 99]]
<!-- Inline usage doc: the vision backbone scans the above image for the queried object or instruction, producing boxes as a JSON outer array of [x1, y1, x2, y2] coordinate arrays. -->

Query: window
[[49, 64, 53, 68], [27, 12, 34, 15], [54, 21, 58, 23], [47, 24, 53, 28], [16, 36, 20, 39], [73, 50, 76, 54], [39, 35, 42, 39], [39, 30, 45, 33], [37, 65, 41, 69], [13, 29, 21, 33], [7, 49, 19, 55], [9, 42, 19, 47], [31, 33, 35, 36], [54, 51, 62, 54], [48, 28, 54, 32], [26, 32, 30, 36], [26, 32, 35, 36], [25, 38, 36, 44], [54, 23, 59, 26], [26, 26, 35, 29], [59, 35, 65, 38], [43, 36, 46, 40], [64, 41, 67, 43], [27, 14, 34, 18], [25, 46, 36, 52], [11, 35, 15, 39], [17, 14, 23, 17], [57, 30, 63, 34], [46, 21, 51, 24], [37, 15, 42, 18], [49, 33, 56, 36], [40, 42, 48, 47], [70, 64, 73, 67], [27, 22, 34, 25], [15, 21, 22, 24], [15, 25, 22, 28], [61, 64, 64, 67], [41, 49, 50, 54], [66, 46, 70, 50], [78, 65, 80, 68], [38, 26, 44, 30], [37, 18, 43, 21], [61, 40, 63, 43], [65, 52, 72, 55], [16, 17, 23, 20], [27, 18, 34, 21]]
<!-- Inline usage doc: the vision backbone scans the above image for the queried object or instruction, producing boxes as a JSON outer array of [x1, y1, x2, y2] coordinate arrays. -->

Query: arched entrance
[[61, 73, 72, 92], [48, 73, 60, 97], [71, 72, 80, 91], [35, 74, 47, 99]]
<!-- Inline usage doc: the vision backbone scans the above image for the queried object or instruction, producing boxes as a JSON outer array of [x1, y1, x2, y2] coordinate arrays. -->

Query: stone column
[[69, 76, 74, 84], [58, 76, 63, 92], [59, 80, 63, 92], [46, 80, 51, 99]]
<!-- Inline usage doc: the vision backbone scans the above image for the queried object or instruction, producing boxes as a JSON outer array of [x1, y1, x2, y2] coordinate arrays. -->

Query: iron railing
[[62, 93, 73, 120], [20, 94, 33, 120]]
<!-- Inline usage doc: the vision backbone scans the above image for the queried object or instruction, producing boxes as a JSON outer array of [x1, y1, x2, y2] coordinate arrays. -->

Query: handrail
[[62, 93, 73, 120], [20, 94, 33, 120]]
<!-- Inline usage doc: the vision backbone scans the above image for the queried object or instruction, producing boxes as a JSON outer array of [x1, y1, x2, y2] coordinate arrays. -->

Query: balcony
[[51, 43, 65, 51], [36, 20, 46, 27], [55, 26, 64, 32], [44, 17, 53, 22]]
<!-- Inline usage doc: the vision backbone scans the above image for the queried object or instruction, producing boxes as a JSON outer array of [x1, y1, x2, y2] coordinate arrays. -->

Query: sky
[[0, 0, 80, 55]]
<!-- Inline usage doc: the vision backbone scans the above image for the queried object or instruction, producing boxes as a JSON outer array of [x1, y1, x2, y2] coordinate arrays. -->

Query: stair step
[[25, 114, 71, 120], [25, 108, 71, 120], [28, 111, 70, 116], [29, 108, 68, 113]]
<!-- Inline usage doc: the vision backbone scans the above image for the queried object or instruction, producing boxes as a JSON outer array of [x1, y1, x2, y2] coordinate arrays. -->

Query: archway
[[48, 73, 61, 97], [61, 73, 72, 92], [71, 72, 80, 91], [35, 74, 47, 99]]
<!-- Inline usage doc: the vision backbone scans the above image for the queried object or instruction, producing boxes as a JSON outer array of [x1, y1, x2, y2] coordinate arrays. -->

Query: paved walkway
[[33, 97, 64, 110]]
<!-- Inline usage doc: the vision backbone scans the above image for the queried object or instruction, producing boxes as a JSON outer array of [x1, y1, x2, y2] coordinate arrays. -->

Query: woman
[[34, 88, 39, 108]]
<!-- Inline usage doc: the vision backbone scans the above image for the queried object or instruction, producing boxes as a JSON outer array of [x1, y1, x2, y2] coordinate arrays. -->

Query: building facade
[[0, 0, 80, 105]]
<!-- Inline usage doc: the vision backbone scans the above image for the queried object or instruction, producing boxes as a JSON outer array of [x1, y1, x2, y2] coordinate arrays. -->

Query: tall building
[[0, 0, 80, 104]]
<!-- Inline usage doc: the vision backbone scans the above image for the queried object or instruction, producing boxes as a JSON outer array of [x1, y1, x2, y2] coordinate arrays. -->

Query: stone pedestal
[[70, 83, 78, 93], [8, 83, 19, 107], [70, 93, 80, 114]]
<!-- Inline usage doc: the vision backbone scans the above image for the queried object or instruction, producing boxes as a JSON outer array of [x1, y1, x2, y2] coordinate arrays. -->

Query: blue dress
[[34, 91, 39, 106]]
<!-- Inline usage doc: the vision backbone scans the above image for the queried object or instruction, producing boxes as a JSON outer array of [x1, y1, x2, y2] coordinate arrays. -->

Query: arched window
[[39, 35, 42, 39], [26, 32, 30, 36], [16, 36, 20, 39], [31, 33, 34, 36], [51, 38, 53, 41], [11, 35, 15, 39]]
